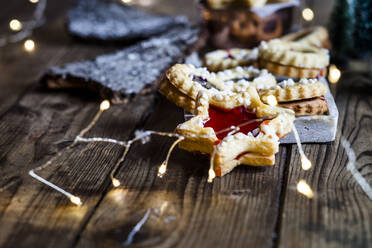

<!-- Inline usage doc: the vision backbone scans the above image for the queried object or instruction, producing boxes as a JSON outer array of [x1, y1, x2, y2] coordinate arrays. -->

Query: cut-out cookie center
[[192, 75, 217, 90], [228, 76, 255, 83], [290, 47, 316, 54], [204, 105, 263, 140], [291, 30, 312, 41]]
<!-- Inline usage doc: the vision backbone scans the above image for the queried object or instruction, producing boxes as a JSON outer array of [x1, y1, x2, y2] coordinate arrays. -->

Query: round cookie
[[203, 48, 258, 72], [259, 78, 328, 103], [280, 26, 331, 49], [166, 64, 277, 100], [258, 39, 330, 78], [215, 66, 277, 92], [259, 78, 329, 116]]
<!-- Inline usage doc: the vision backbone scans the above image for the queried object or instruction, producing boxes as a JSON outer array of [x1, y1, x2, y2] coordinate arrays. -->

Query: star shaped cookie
[[159, 64, 276, 112], [175, 87, 295, 177]]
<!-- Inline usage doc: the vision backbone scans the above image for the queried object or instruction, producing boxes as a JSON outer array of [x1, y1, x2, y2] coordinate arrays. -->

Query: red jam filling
[[204, 105, 262, 140], [226, 49, 234, 59], [319, 68, 324, 76]]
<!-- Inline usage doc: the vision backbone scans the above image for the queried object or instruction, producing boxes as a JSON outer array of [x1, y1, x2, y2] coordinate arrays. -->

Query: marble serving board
[[184, 54, 339, 144]]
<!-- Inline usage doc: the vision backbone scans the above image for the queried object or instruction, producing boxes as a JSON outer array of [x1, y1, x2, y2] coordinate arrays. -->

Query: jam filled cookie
[[160, 64, 275, 113], [280, 26, 331, 49], [158, 77, 196, 113], [165, 64, 221, 102], [258, 40, 330, 78], [165, 64, 276, 100], [259, 78, 329, 116], [214, 66, 276, 91], [203, 48, 258, 72], [175, 87, 295, 177]]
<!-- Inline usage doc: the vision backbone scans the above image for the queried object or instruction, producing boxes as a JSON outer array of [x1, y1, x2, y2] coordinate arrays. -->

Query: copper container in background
[[200, 1, 294, 49]]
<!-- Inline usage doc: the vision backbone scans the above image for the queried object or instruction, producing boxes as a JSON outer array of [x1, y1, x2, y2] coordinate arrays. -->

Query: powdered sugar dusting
[[46, 24, 199, 96]]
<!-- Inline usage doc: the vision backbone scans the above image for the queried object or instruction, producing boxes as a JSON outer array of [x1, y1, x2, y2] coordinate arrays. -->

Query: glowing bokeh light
[[158, 162, 167, 177], [208, 169, 216, 183], [297, 180, 314, 198], [24, 39, 35, 52], [302, 8, 314, 22], [328, 64, 341, 84], [267, 95, 278, 106], [70, 196, 82, 206], [100, 100, 111, 111], [112, 178, 121, 187], [9, 19, 22, 31], [301, 155, 312, 171]]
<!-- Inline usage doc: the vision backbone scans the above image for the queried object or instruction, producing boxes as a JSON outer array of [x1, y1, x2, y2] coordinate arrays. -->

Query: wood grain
[[76, 97, 290, 248], [0, 88, 155, 247], [277, 73, 372, 248], [0, 1, 371, 248], [0, 0, 118, 116]]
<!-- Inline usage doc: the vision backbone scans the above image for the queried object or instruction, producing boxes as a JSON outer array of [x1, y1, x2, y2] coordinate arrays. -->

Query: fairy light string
[[341, 138, 372, 200], [208, 145, 218, 183], [157, 137, 184, 178], [1, 0, 47, 48], [291, 124, 315, 198], [27, 98, 280, 203], [27, 98, 318, 203], [30, 96, 370, 204], [29, 100, 111, 206], [0, 0, 319, 202], [1, 0, 365, 205], [28, 99, 189, 205]]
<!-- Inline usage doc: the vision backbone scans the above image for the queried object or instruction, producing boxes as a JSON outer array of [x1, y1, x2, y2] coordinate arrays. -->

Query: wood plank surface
[[0, 0, 118, 115], [277, 73, 372, 248], [0, 86, 155, 247], [76, 97, 290, 248], [0, 0, 371, 248]]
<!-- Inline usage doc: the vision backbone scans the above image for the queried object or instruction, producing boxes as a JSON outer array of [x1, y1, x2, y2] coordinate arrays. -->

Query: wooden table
[[0, 1, 371, 247]]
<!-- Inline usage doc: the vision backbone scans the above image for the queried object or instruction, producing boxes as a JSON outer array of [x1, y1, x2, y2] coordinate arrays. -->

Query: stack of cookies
[[159, 64, 295, 176], [201, 26, 331, 116], [159, 26, 331, 177]]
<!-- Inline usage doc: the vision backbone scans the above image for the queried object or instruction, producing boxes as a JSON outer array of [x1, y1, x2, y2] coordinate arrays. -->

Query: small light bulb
[[301, 155, 312, 171], [297, 180, 314, 198], [121, 0, 132, 3], [328, 64, 341, 84], [302, 8, 314, 22], [207, 169, 216, 183], [70, 196, 82, 206], [100, 100, 110, 111], [266, 95, 278, 106], [158, 162, 167, 178], [9, 19, 22, 31], [112, 178, 121, 187], [160, 201, 168, 213], [29, 0, 39, 3], [24, 39, 35, 52]]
